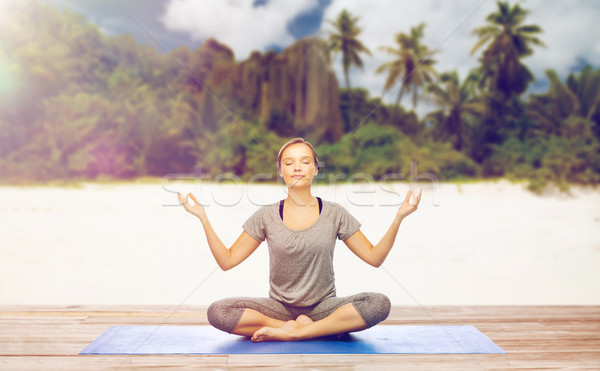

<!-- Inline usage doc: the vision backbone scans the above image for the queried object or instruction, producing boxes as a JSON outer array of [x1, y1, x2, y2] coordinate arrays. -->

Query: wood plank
[[80, 316, 207, 324], [0, 355, 229, 370], [0, 305, 598, 369], [0, 305, 205, 313], [0, 310, 205, 317]]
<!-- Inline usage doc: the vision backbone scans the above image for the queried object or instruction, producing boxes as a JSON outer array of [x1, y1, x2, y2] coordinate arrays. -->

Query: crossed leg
[[231, 303, 367, 342], [207, 293, 389, 342], [228, 308, 287, 337]]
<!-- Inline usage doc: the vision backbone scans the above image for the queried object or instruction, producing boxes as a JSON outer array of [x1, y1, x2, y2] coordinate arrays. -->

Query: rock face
[[198, 37, 344, 144]]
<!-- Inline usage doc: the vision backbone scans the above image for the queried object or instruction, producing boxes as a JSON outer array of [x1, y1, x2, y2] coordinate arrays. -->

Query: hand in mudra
[[178, 192, 207, 220], [396, 188, 423, 221]]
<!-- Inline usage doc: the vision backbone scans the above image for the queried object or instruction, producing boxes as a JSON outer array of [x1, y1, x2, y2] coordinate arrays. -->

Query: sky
[[40, 0, 600, 113]]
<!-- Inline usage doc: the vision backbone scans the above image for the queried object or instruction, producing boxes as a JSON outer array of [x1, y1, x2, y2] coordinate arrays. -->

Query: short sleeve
[[242, 207, 266, 242], [336, 204, 362, 241]]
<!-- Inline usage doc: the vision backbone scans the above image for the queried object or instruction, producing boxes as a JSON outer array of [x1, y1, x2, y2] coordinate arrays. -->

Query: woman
[[178, 137, 422, 342]]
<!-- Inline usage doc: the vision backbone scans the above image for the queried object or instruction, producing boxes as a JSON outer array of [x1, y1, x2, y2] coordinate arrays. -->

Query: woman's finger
[[405, 190, 412, 203], [409, 189, 419, 206]]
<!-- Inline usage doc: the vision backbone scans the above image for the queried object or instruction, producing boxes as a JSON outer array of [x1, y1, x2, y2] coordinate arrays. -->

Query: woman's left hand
[[396, 188, 423, 221]]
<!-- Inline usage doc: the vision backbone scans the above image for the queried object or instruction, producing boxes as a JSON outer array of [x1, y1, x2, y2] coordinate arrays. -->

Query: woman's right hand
[[178, 192, 207, 221]]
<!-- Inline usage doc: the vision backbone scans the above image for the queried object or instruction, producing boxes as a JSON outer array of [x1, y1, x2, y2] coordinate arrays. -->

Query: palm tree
[[471, 1, 545, 98], [426, 71, 486, 151], [376, 23, 437, 109], [526, 67, 600, 187], [527, 67, 600, 137], [326, 9, 371, 128]]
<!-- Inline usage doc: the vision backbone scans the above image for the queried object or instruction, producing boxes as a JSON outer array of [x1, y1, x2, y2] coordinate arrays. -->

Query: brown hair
[[277, 137, 319, 174]]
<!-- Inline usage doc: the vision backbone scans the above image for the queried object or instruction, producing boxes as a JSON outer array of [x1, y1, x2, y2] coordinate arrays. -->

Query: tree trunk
[[344, 67, 353, 131]]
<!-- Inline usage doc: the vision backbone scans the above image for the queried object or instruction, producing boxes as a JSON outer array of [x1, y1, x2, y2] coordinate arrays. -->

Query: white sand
[[0, 179, 599, 306]]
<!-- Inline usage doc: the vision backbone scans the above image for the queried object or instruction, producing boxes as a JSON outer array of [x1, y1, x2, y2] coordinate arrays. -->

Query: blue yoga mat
[[79, 325, 505, 354]]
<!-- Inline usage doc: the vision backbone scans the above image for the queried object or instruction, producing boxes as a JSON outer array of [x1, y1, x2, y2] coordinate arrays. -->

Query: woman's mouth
[[292, 175, 304, 178]]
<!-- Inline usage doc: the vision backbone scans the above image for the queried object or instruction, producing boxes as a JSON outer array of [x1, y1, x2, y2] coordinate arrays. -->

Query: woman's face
[[279, 143, 318, 187]]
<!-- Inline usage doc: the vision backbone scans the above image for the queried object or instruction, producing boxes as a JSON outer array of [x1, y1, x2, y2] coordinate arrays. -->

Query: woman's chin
[[289, 181, 312, 187]]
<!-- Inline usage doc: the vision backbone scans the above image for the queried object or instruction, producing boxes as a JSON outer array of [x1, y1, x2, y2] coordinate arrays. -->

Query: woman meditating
[[177, 137, 422, 342]]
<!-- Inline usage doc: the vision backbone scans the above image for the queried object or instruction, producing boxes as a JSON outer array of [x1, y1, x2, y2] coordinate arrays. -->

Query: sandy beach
[[0, 179, 599, 306]]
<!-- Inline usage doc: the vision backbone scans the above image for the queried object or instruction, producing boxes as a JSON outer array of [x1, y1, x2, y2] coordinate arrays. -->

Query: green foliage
[[266, 109, 294, 137], [327, 9, 371, 127], [377, 23, 437, 108], [471, 0, 545, 98], [528, 67, 600, 137], [426, 71, 486, 152], [489, 119, 600, 192], [0, 0, 598, 195], [468, 0, 546, 156], [326, 9, 371, 80], [339, 88, 390, 132], [244, 128, 286, 182], [316, 123, 478, 182]]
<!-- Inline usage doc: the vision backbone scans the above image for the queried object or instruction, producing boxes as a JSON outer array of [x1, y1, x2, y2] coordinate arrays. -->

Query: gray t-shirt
[[242, 199, 362, 307]]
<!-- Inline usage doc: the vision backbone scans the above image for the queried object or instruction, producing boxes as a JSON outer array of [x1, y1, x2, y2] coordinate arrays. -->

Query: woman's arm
[[178, 192, 261, 271], [343, 189, 422, 267]]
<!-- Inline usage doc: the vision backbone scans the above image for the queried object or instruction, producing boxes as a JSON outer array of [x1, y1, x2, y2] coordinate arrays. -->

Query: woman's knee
[[354, 292, 391, 327], [373, 292, 391, 321], [207, 298, 245, 334]]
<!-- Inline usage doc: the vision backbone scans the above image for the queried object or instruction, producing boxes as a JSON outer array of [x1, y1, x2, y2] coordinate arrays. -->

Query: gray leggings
[[207, 292, 391, 334]]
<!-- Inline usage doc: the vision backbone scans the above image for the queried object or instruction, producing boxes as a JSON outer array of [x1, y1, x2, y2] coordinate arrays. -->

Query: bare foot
[[251, 316, 352, 342], [251, 320, 300, 342], [296, 314, 347, 340]]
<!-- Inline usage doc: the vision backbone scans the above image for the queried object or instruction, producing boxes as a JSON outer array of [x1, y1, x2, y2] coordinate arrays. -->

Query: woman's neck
[[285, 187, 317, 208]]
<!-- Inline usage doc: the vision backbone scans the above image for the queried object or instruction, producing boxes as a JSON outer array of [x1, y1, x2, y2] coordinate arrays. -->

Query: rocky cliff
[[195, 37, 344, 144]]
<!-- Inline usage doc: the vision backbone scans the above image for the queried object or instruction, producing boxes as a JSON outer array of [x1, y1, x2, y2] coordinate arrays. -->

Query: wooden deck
[[1, 305, 598, 370]]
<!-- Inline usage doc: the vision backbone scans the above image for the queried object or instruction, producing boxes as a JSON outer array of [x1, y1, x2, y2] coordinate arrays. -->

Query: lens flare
[[0, 0, 16, 17], [0, 0, 18, 100], [0, 48, 17, 98]]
